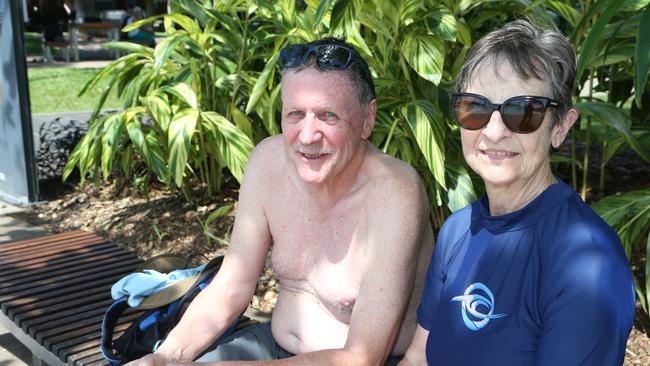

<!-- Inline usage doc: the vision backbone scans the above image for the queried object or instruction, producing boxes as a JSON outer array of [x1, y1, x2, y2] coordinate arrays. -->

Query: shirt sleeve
[[416, 223, 448, 331], [535, 236, 635, 366]]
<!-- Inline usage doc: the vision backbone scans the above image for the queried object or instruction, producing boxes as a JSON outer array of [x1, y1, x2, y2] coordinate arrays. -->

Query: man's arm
[[125, 143, 274, 366]]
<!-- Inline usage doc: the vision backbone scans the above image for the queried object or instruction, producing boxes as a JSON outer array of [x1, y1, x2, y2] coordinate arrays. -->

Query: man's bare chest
[[264, 194, 368, 308]]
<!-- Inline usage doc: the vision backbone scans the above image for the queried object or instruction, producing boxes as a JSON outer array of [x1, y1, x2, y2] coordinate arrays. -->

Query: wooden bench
[[0, 231, 143, 366]]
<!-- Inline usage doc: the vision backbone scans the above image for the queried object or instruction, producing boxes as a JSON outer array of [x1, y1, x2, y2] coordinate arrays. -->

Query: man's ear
[[361, 99, 377, 140], [551, 107, 579, 149]]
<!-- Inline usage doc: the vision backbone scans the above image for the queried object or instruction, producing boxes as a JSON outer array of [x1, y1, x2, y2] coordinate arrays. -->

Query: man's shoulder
[[246, 135, 285, 170], [364, 146, 422, 189], [363, 146, 427, 214]]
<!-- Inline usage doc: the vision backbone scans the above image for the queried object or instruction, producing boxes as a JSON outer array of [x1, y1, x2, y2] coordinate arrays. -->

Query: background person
[[127, 37, 434, 366], [400, 19, 635, 366], [123, 5, 155, 46]]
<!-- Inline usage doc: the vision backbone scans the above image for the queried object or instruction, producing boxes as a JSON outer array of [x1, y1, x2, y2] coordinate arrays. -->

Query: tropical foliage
[[65, 0, 650, 312]]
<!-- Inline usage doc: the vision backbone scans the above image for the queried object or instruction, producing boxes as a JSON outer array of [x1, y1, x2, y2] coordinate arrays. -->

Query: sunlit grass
[[28, 67, 121, 114]]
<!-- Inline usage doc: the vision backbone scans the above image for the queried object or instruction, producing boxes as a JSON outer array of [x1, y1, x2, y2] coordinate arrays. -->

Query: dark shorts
[[195, 322, 402, 365]]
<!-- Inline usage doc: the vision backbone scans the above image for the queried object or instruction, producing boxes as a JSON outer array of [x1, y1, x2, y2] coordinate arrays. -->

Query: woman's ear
[[551, 108, 579, 149]]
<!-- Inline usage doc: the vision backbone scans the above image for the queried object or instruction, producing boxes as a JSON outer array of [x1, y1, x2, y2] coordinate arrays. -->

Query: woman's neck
[[485, 168, 557, 216]]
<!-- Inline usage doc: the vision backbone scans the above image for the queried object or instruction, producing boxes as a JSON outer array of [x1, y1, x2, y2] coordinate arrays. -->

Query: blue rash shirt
[[417, 180, 635, 365]]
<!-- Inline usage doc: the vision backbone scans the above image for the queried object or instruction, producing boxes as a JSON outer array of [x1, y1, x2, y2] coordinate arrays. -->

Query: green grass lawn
[[29, 67, 121, 114]]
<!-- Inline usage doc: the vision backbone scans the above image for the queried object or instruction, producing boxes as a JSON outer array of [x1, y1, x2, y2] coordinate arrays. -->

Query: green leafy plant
[[63, 1, 259, 199], [592, 188, 650, 313]]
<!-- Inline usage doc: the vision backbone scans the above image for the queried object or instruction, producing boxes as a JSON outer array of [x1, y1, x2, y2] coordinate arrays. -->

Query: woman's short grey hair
[[455, 19, 576, 125]]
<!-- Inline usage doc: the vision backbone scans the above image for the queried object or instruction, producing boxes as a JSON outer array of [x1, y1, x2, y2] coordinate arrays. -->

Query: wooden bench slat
[[44, 311, 142, 349], [0, 250, 135, 289], [0, 244, 123, 279], [0, 231, 94, 252], [7, 284, 112, 316], [0, 259, 141, 303], [0, 237, 110, 266], [3, 273, 126, 314]]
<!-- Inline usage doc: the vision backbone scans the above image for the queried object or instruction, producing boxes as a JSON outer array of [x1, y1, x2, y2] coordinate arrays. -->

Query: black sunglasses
[[451, 93, 559, 134], [280, 43, 358, 70]]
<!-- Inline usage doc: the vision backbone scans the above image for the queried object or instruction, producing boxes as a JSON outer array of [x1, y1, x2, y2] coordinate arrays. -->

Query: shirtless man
[[128, 38, 434, 366]]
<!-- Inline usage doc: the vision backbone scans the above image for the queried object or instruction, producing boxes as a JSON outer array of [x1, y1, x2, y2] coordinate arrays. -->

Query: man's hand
[[124, 353, 168, 366]]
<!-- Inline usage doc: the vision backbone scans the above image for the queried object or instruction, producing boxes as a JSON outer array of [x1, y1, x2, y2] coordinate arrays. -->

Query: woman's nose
[[481, 110, 513, 142]]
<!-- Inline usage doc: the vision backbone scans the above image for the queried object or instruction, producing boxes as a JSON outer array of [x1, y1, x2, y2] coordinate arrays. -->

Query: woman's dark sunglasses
[[280, 43, 356, 70], [451, 93, 559, 134]]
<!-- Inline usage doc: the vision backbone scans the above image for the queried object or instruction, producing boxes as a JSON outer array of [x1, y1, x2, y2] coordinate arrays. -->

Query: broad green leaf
[[175, 0, 210, 26], [399, 0, 424, 23], [201, 111, 254, 182], [576, 0, 627, 81], [121, 72, 151, 109], [116, 62, 146, 97], [635, 5, 650, 107], [168, 108, 199, 187], [401, 103, 446, 189], [231, 105, 254, 139], [122, 14, 162, 32], [590, 43, 635, 68], [141, 94, 172, 133], [265, 83, 282, 136], [165, 83, 198, 109], [622, 0, 650, 12], [546, 0, 580, 27], [358, 4, 394, 39], [279, 0, 296, 26], [101, 41, 154, 55], [445, 160, 476, 212], [77, 53, 139, 97], [423, 6, 457, 42], [591, 187, 650, 246], [144, 131, 171, 184], [154, 33, 187, 72], [577, 102, 650, 162], [163, 13, 202, 34], [314, 0, 334, 28], [126, 118, 146, 151], [401, 32, 445, 85], [246, 52, 279, 114], [330, 0, 359, 32], [100, 114, 125, 177], [120, 144, 134, 178]]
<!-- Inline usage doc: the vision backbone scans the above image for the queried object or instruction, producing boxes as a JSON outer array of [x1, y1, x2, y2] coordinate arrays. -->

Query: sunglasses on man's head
[[451, 93, 559, 134], [280, 43, 357, 70]]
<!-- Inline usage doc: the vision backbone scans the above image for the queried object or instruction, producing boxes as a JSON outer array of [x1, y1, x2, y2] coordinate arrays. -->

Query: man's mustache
[[291, 144, 336, 154]]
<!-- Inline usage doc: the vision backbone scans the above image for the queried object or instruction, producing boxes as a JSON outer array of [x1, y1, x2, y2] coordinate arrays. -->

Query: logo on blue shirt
[[451, 282, 507, 331]]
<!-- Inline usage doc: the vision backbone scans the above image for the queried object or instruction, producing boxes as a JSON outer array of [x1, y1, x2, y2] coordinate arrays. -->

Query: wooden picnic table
[[69, 22, 122, 61]]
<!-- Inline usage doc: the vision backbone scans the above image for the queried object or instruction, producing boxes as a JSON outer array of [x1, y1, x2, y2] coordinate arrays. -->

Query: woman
[[400, 20, 635, 365]]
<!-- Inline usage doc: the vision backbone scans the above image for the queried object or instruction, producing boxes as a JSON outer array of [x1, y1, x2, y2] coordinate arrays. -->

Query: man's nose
[[481, 110, 513, 142], [299, 115, 323, 144]]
